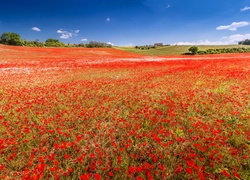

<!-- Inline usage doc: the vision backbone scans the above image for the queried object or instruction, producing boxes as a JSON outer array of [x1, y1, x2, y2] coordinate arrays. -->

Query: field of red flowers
[[0, 45, 249, 179]]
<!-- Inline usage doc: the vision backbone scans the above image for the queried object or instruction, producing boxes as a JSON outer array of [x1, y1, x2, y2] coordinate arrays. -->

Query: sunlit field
[[0, 45, 249, 180]]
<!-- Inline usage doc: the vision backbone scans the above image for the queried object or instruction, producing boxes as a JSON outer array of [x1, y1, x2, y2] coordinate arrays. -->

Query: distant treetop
[[238, 39, 250, 45]]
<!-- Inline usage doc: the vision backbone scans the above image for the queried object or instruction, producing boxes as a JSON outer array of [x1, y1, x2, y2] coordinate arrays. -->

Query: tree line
[[0, 32, 112, 48], [187, 46, 250, 55], [135, 44, 170, 50]]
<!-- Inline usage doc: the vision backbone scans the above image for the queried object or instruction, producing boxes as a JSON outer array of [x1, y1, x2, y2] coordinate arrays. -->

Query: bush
[[238, 39, 250, 45], [188, 46, 199, 55], [185, 47, 250, 55], [134, 45, 155, 50], [45, 38, 65, 47], [0, 32, 24, 46]]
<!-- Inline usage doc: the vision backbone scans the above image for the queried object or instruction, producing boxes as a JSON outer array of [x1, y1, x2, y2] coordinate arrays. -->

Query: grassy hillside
[[115, 45, 250, 56]]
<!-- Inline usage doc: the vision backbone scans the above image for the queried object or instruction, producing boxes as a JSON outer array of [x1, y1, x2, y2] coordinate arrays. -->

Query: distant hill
[[115, 45, 250, 56]]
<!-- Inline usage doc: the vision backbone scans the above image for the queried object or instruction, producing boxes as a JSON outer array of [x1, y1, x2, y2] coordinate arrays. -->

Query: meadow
[[115, 45, 250, 56], [0, 45, 249, 179]]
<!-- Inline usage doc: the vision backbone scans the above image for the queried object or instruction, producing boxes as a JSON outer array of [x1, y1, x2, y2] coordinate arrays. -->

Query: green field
[[115, 45, 250, 56]]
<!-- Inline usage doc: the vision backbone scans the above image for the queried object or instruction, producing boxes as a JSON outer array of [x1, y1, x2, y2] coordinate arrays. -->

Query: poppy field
[[0, 45, 249, 180]]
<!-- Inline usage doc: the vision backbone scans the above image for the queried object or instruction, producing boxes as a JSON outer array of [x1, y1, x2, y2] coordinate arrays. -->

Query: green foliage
[[45, 38, 65, 47], [0, 32, 113, 48], [77, 43, 86, 47], [0, 32, 24, 46], [45, 38, 59, 43], [86, 41, 112, 48], [196, 47, 250, 55], [135, 45, 156, 50], [188, 46, 199, 55], [23, 40, 44, 47], [238, 39, 250, 45]]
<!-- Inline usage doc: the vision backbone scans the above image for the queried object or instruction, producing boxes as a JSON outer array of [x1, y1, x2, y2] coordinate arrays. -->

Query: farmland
[[0, 45, 250, 179], [116, 45, 250, 56]]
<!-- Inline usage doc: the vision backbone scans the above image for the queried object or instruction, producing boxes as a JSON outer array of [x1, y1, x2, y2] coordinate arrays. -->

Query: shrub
[[188, 46, 199, 55]]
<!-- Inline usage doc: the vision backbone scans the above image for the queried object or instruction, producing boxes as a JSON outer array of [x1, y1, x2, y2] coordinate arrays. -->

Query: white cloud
[[175, 40, 227, 46], [57, 29, 64, 33], [106, 18, 110, 22], [240, 6, 250, 12], [225, 34, 250, 43], [57, 29, 79, 39], [216, 21, 249, 31], [81, 38, 88, 42], [32, 27, 41, 32], [106, 42, 114, 46], [175, 34, 250, 45], [60, 34, 72, 39]]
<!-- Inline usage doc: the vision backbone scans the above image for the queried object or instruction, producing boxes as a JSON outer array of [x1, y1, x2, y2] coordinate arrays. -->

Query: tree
[[0, 32, 23, 46], [188, 46, 199, 55], [86, 41, 107, 48], [45, 38, 59, 43], [23, 39, 44, 47], [45, 38, 65, 47], [238, 39, 250, 45]]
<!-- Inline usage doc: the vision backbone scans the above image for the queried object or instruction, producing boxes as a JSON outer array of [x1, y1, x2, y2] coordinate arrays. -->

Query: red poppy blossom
[[186, 167, 193, 175], [64, 154, 70, 159], [94, 174, 101, 180], [80, 174, 91, 180], [187, 160, 195, 167], [221, 170, 230, 178], [108, 171, 114, 177]]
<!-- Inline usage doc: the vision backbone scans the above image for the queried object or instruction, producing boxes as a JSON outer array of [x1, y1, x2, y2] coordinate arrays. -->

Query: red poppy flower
[[108, 171, 114, 177], [186, 167, 193, 175], [187, 160, 195, 167], [64, 154, 70, 159], [80, 174, 91, 180]]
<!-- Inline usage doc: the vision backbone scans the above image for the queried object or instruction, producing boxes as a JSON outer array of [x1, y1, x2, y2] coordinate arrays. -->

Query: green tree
[[86, 41, 110, 48], [0, 32, 23, 46], [188, 46, 199, 55], [45, 38, 65, 47], [238, 39, 250, 45], [45, 38, 59, 43], [23, 40, 44, 47]]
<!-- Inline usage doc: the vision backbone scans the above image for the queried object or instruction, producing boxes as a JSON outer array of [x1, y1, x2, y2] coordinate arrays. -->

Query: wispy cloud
[[240, 6, 250, 12], [224, 34, 250, 43], [81, 38, 88, 42], [216, 21, 249, 31], [106, 18, 110, 22], [175, 40, 227, 46], [57, 29, 79, 39], [175, 34, 250, 45], [32, 27, 41, 32]]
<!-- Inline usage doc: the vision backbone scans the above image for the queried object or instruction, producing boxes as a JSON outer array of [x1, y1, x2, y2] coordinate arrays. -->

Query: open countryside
[[1, 0, 250, 179], [0, 45, 250, 179]]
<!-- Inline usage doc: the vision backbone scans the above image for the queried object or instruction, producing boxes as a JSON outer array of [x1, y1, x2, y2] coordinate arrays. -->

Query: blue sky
[[0, 0, 250, 46]]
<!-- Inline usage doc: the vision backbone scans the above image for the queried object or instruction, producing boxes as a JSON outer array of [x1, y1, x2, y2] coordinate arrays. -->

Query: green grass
[[114, 45, 250, 56]]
